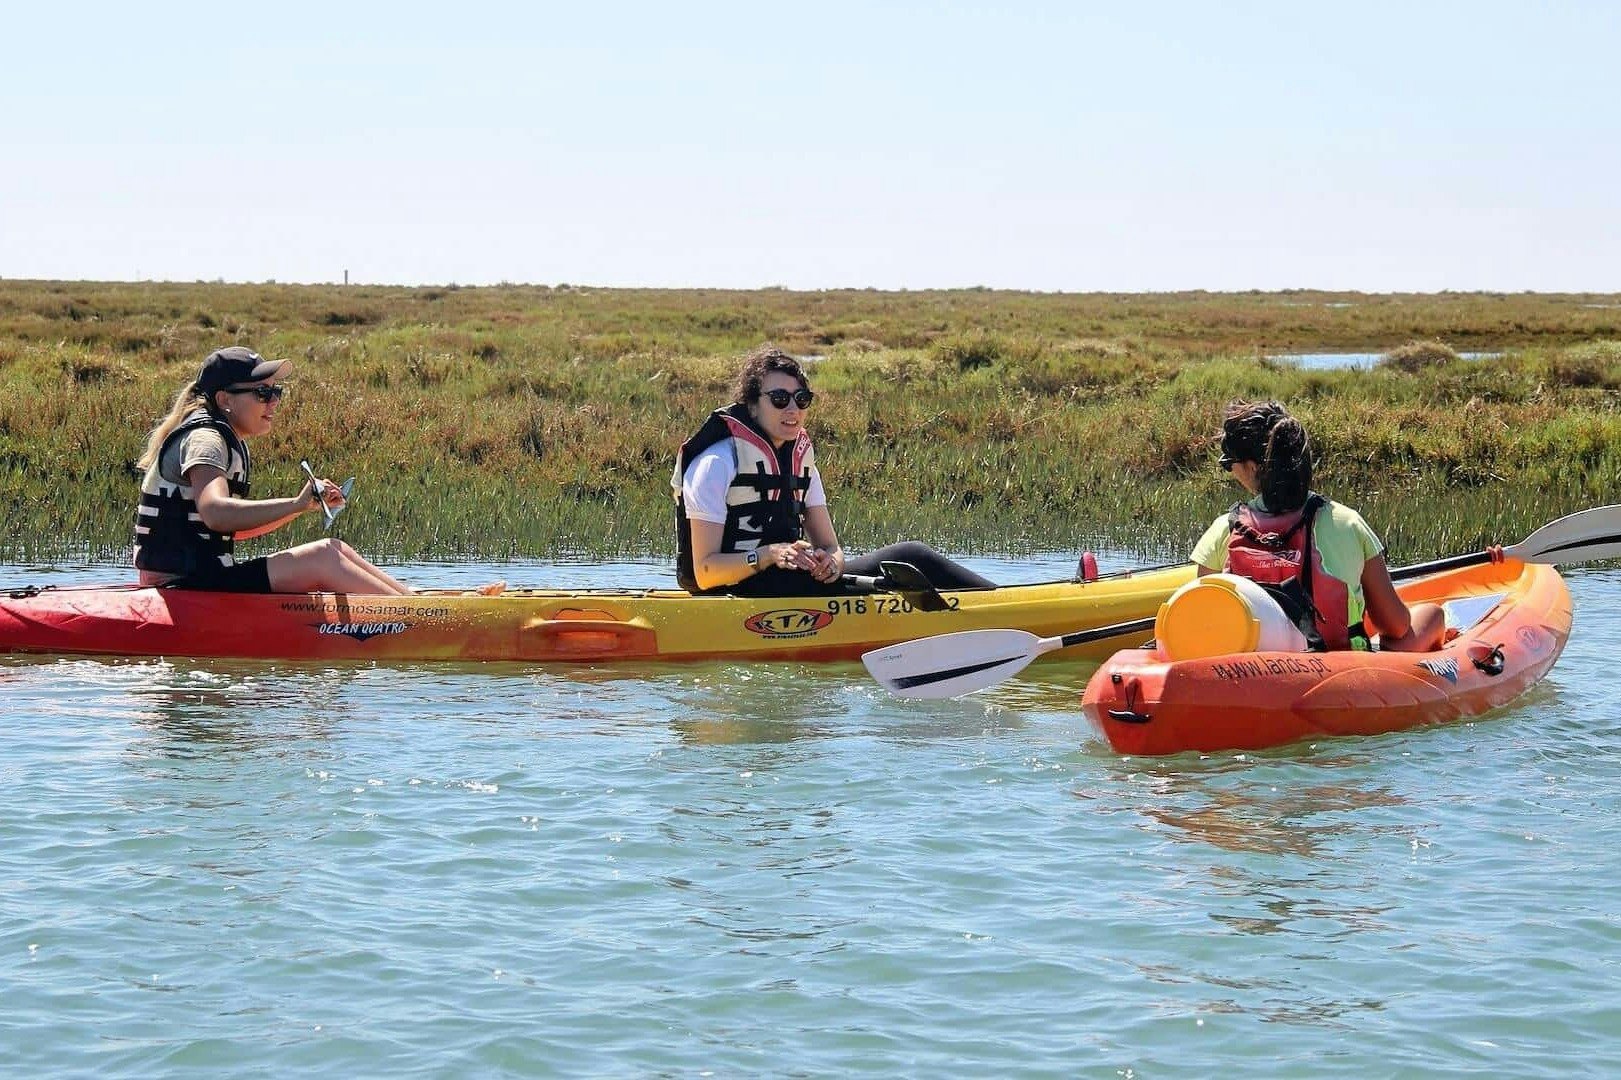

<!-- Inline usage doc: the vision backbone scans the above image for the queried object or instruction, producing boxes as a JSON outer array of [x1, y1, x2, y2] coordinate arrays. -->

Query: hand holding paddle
[[864, 504, 1621, 699], [300, 459, 356, 531]]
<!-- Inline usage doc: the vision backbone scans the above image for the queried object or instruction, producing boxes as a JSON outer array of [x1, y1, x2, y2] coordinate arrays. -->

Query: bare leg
[[266, 539, 411, 595], [1379, 601, 1446, 653], [333, 540, 413, 594]]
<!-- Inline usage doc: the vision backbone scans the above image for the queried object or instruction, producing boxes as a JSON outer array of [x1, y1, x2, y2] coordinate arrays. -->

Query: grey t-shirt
[[133, 425, 235, 581], [158, 426, 231, 487]]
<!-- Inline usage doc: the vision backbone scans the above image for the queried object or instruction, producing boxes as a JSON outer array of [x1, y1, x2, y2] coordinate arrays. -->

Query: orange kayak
[[1082, 559, 1572, 755]]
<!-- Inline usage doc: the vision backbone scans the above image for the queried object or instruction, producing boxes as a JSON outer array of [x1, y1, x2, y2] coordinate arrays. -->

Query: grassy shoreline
[[2, 280, 1618, 567]]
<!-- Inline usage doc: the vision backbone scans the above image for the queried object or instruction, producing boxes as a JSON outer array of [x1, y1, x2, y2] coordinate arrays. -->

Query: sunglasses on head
[[763, 387, 815, 410], [225, 384, 286, 403]]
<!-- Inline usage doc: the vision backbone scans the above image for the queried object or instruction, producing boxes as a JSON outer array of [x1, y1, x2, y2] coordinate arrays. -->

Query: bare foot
[[474, 580, 506, 597]]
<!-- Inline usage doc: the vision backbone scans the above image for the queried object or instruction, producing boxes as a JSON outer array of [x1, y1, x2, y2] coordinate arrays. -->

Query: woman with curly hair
[[672, 345, 994, 597]]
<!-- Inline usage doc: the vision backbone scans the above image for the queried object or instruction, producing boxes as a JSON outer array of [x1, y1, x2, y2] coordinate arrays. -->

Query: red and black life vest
[[671, 404, 815, 592], [132, 410, 251, 576], [1225, 493, 1368, 651]]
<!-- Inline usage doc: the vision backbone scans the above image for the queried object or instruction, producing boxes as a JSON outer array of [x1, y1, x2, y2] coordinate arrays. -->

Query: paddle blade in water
[[862, 628, 1043, 699]]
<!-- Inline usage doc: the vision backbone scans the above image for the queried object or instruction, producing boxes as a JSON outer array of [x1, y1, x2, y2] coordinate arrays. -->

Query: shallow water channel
[[1276, 351, 1500, 369]]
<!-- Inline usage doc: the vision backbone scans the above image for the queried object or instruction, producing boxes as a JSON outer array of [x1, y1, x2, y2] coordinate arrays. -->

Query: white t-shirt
[[681, 443, 827, 525]]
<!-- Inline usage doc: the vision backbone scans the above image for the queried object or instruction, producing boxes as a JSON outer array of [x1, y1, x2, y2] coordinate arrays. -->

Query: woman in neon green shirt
[[1191, 400, 1443, 653]]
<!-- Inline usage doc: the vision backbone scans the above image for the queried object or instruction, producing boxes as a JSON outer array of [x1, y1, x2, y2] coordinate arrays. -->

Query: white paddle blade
[[863, 628, 1048, 699], [1511, 504, 1621, 565]]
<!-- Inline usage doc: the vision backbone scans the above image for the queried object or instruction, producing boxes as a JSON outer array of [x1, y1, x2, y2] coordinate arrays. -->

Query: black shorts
[[163, 557, 274, 594]]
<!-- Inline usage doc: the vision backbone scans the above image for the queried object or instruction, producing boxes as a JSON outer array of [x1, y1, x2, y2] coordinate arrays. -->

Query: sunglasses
[[1218, 455, 1235, 471], [763, 387, 815, 410], [225, 384, 286, 403]]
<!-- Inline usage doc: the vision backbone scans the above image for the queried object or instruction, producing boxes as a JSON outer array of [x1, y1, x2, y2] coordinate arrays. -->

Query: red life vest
[[1225, 494, 1367, 651]]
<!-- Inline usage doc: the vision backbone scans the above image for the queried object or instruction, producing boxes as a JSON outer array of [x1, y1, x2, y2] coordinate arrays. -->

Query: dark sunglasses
[[763, 387, 815, 410], [1218, 455, 1235, 471], [225, 384, 286, 403]]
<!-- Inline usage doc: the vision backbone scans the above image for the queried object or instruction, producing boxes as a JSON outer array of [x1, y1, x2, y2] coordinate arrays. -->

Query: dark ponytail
[[1220, 400, 1312, 512]]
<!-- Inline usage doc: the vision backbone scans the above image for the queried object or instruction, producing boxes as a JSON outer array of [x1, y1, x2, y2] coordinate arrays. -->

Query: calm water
[[1276, 352, 1500, 370], [4, 553, 1620, 1077]]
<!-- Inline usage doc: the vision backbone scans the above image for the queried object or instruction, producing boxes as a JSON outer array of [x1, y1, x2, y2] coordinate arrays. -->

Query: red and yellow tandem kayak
[[1082, 559, 1572, 756], [0, 566, 1192, 665]]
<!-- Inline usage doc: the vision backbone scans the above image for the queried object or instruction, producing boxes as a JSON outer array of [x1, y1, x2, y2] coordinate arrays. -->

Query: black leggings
[[721, 541, 994, 597], [842, 541, 995, 590]]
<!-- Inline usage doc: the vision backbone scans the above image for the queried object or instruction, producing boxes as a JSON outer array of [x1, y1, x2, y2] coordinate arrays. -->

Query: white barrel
[[1154, 573, 1310, 661]]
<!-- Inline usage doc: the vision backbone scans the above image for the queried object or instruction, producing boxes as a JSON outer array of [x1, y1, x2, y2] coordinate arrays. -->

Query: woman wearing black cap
[[132, 346, 412, 595], [1190, 399, 1443, 653]]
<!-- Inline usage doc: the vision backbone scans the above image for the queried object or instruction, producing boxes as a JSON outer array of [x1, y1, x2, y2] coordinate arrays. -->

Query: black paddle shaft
[[1052, 548, 1499, 653]]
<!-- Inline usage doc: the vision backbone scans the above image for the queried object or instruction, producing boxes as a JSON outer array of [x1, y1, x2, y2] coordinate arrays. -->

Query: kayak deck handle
[[522, 611, 658, 659]]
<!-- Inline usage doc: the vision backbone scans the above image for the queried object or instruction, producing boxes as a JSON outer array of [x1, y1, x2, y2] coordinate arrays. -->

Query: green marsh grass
[[1, 280, 1618, 569]]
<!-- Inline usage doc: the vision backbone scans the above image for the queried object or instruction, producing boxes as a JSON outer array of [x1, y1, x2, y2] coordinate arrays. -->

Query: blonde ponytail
[[136, 383, 213, 472]]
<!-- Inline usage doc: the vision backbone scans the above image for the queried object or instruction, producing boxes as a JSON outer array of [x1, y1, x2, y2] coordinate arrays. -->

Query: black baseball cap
[[196, 347, 291, 394]]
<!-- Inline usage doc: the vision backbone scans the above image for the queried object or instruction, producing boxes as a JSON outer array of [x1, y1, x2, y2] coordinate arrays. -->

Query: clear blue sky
[[4, 1, 1616, 291]]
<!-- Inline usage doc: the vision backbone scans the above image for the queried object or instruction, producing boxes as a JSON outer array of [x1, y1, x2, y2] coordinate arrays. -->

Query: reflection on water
[[1135, 780, 1409, 859], [1128, 958, 1388, 1027], [663, 663, 853, 746], [0, 657, 312, 754]]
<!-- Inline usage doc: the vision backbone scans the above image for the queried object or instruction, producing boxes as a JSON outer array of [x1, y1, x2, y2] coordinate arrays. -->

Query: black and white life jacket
[[132, 410, 251, 576], [671, 403, 814, 591]]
